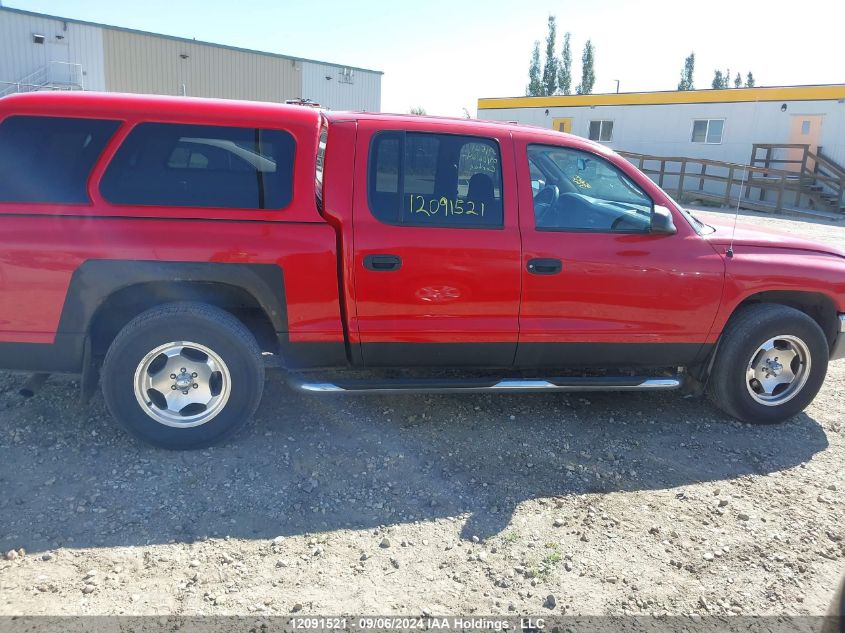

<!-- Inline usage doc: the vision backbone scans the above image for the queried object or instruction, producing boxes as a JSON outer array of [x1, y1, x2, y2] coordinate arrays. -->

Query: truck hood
[[701, 218, 845, 259]]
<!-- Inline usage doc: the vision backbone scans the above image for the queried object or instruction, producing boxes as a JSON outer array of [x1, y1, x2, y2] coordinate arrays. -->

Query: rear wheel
[[707, 304, 828, 424], [101, 302, 264, 449]]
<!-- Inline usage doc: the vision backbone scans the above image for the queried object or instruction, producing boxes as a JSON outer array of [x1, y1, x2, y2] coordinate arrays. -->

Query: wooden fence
[[619, 145, 845, 215]]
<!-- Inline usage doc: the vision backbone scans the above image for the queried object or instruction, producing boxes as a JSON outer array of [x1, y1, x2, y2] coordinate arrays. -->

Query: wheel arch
[[729, 290, 838, 350], [690, 289, 837, 388], [88, 281, 279, 357], [60, 260, 287, 359]]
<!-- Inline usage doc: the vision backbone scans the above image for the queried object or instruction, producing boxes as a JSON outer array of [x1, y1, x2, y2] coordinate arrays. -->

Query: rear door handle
[[364, 254, 402, 272], [527, 258, 562, 275]]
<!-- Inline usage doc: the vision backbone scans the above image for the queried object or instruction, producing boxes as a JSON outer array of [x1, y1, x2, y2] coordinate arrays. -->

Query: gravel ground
[[0, 209, 843, 618]]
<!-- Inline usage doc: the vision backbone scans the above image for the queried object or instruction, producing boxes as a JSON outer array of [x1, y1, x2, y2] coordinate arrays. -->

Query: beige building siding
[[103, 29, 301, 102], [2, 7, 381, 109]]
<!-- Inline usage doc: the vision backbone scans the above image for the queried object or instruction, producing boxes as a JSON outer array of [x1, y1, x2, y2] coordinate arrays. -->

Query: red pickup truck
[[0, 92, 843, 449]]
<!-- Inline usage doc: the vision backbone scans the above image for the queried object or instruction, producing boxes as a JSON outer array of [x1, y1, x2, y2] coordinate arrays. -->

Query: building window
[[338, 67, 355, 84], [368, 131, 503, 228], [801, 120, 811, 135], [691, 119, 724, 144], [588, 120, 613, 142], [101, 123, 295, 210]]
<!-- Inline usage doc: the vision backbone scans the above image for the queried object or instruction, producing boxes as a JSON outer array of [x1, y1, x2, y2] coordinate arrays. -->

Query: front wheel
[[707, 304, 829, 424], [101, 302, 265, 449]]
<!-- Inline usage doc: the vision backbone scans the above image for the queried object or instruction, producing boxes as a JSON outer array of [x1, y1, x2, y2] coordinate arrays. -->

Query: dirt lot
[[0, 209, 843, 618]]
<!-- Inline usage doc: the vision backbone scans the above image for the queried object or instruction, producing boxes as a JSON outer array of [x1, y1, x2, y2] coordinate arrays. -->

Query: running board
[[289, 375, 682, 394]]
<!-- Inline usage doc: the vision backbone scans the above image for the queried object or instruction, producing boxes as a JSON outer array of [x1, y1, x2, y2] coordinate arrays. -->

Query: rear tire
[[101, 302, 264, 449], [707, 304, 828, 424]]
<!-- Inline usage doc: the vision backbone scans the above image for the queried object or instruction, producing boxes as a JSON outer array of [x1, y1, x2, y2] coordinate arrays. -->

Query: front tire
[[101, 302, 265, 449], [707, 304, 828, 424]]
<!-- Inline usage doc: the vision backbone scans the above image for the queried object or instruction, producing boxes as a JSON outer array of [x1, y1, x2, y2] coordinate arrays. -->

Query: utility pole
[[614, 79, 620, 93]]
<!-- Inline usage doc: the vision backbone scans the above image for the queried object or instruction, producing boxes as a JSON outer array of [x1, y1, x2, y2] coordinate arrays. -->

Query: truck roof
[[0, 91, 322, 128], [324, 109, 547, 134], [0, 91, 584, 145]]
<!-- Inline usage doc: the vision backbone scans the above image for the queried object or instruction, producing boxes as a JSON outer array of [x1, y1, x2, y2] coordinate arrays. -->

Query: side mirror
[[651, 205, 677, 235]]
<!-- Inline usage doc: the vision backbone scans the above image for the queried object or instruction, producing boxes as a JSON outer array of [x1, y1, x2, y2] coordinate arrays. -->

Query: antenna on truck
[[725, 166, 747, 259], [726, 97, 761, 259]]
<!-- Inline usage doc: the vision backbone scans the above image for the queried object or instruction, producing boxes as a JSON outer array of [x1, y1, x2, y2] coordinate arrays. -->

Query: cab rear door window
[[368, 131, 503, 228], [0, 115, 120, 204], [100, 123, 295, 210]]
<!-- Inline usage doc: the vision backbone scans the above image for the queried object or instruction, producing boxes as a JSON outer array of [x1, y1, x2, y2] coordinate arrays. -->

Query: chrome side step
[[289, 376, 682, 394]]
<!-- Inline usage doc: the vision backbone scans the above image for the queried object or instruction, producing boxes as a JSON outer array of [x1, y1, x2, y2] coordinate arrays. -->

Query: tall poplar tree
[[558, 32, 573, 95], [677, 52, 695, 90], [541, 16, 559, 95], [576, 40, 595, 95], [527, 41, 542, 96]]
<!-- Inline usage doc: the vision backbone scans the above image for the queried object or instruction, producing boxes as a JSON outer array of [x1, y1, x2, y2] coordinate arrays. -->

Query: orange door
[[788, 115, 824, 171], [552, 118, 572, 133]]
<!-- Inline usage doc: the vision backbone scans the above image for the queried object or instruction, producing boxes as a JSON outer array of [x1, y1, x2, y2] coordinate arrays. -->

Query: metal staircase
[[0, 61, 85, 98]]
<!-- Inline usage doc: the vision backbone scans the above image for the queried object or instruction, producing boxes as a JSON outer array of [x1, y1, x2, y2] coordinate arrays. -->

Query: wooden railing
[[817, 146, 845, 178], [619, 149, 844, 215], [815, 146, 845, 208], [751, 143, 845, 211], [619, 152, 798, 213]]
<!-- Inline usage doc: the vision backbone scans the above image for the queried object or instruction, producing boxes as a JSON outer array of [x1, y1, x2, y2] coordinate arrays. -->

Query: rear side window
[[0, 116, 120, 204], [368, 131, 503, 228], [100, 123, 295, 210]]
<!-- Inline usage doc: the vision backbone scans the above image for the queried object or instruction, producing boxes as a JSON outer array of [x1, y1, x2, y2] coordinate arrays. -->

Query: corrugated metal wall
[[2, 8, 382, 110], [301, 61, 381, 111], [103, 29, 302, 102], [0, 9, 105, 90]]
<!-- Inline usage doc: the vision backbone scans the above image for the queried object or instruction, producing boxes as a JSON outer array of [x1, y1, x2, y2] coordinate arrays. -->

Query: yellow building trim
[[477, 85, 845, 110]]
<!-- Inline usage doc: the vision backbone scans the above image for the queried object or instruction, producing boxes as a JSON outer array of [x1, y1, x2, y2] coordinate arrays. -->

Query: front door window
[[528, 144, 652, 233]]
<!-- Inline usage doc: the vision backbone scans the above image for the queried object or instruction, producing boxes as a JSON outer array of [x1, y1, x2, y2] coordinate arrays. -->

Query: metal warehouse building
[[0, 6, 382, 111], [478, 86, 845, 216]]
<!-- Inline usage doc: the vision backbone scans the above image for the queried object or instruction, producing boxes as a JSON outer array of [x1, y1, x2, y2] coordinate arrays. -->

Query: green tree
[[734, 72, 742, 88], [541, 16, 559, 96], [745, 72, 756, 88], [409, 106, 426, 115], [677, 52, 695, 90], [527, 41, 542, 96], [576, 40, 595, 95], [558, 31, 573, 95], [711, 69, 725, 89]]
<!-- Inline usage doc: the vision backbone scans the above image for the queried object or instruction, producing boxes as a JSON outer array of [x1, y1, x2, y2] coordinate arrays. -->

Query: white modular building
[[478, 86, 845, 214], [478, 86, 845, 166]]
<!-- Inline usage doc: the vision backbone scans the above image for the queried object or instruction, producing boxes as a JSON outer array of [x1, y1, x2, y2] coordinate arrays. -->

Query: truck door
[[514, 136, 724, 367], [351, 121, 521, 366]]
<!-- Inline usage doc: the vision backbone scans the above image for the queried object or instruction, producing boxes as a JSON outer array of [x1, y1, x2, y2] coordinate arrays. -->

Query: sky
[[4, 0, 845, 116]]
